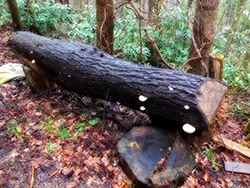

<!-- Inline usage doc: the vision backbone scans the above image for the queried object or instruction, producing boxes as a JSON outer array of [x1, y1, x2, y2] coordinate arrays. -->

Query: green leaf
[[74, 122, 86, 131], [58, 128, 70, 139], [88, 119, 99, 126]]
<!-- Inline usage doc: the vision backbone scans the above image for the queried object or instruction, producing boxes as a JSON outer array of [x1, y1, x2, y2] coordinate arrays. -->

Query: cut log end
[[198, 80, 227, 125]]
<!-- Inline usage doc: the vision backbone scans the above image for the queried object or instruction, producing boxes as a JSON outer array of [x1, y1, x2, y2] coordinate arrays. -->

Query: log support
[[18, 55, 54, 92]]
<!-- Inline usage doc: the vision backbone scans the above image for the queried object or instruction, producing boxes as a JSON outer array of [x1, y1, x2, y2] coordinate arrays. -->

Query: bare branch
[[127, 0, 175, 70]]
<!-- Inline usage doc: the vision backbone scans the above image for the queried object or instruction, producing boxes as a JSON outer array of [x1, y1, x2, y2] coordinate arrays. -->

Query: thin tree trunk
[[80, 0, 83, 10], [96, 0, 114, 54], [148, 0, 156, 23], [185, 0, 220, 77], [59, 0, 69, 4], [7, 0, 22, 31], [224, 0, 247, 53]]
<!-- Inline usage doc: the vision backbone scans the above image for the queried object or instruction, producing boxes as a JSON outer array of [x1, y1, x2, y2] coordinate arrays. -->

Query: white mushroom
[[31, 60, 36, 64], [184, 105, 190, 110], [139, 95, 148, 102], [140, 106, 146, 111], [168, 86, 174, 91], [182, 123, 196, 134]]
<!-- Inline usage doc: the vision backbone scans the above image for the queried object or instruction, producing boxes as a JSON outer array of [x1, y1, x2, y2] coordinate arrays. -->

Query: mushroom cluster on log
[[8, 32, 227, 133]]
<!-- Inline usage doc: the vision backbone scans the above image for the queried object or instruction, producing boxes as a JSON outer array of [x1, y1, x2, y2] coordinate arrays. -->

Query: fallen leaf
[[65, 181, 77, 188]]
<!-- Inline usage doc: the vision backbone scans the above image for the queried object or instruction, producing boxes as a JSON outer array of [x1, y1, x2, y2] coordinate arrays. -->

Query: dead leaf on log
[[129, 141, 141, 151]]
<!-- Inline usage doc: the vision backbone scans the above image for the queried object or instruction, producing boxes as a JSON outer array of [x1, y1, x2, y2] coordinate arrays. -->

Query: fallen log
[[8, 32, 227, 133]]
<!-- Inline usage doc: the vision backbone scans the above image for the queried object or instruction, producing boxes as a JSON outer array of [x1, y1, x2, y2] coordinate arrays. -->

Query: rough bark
[[7, 0, 22, 31], [96, 0, 114, 54], [59, 0, 69, 4], [185, 0, 220, 77], [8, 32, 227, 132], [148, 0, 156, 23]]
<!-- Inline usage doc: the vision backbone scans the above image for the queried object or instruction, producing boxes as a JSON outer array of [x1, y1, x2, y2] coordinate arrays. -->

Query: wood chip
[[29, 166, 35, 188], [212, 134, 250, 158], [224, 161, 250, 174], [129, 141, 141, 151]]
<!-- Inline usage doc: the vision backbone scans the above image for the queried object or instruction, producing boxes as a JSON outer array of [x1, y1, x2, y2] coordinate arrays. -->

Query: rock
[[117, 126, 195, 187]]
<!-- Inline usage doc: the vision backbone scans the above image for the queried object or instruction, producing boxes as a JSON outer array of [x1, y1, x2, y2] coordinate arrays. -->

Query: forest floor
[[0, 26, 250, 188]]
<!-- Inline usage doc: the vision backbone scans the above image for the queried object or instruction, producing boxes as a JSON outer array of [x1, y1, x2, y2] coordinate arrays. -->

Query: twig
[[115, 1, 129, 10], [98, 6, 107, 50], [29, 166, 35, 188], [139, 1, 143, 62], [127, 0, 175, 70], [48, 169, 61, 178], [144, 29, 175, 69], [128, 0, 145, 19], [114, 51, 123, 57]]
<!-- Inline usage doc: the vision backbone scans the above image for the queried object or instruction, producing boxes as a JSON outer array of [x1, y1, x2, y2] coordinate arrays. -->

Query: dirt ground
[[1, 26, 250, 188]]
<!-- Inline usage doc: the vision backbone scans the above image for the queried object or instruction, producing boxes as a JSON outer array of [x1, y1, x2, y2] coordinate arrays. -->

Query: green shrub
[[214, 28, 250, 90], [5, 120, 23, 139], [58, 128, 70, 139], [43, 116, 55, 133], [0, 0, 11, 26], [114, 7, 191, 68]]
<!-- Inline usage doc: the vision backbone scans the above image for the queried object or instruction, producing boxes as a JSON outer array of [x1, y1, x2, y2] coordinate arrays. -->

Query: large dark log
[[8, 32, 227, 133]]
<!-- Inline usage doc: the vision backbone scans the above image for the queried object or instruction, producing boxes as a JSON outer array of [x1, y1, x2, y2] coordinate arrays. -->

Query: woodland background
[[1, 0, 250, 90], [0, 0, 250, 187]]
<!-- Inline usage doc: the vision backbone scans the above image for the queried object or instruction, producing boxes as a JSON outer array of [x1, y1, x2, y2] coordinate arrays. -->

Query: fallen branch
[[29, 166, 35, 188], [128, 0, 175, 70]]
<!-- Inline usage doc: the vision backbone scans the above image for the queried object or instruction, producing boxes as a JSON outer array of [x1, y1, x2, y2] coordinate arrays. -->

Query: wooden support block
[[17, 55, 54, 92], [118, 126, 195, 187], [212, 134, 250, 159], [224, 161, 250, 174]]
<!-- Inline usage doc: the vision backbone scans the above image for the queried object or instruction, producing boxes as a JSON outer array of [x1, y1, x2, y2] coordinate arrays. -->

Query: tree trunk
[[8, 32, 227, 133], [185, 0, 220, 77], [59, 0, 69, 4], [223, 0, 247, 53], [7, 0, 22, 31], [96, 0, 114, 54], [148, 0, 156, 23]]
